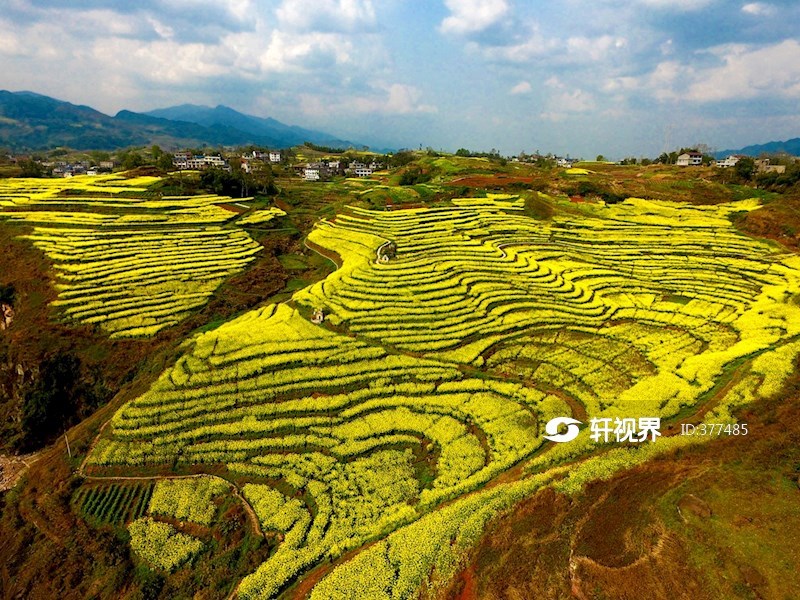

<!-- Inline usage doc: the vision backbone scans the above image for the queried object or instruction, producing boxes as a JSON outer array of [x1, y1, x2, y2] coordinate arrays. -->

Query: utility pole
[[663, 124, 673, 155]]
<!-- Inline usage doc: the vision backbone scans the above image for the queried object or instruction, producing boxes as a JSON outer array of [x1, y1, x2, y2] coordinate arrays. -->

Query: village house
[[676, 152, 703, 166], [175, 154, 229, 170], [755, 158, 787, 174], [304, 165, 321, 181], [172, 152, 191, 170], [303, 162, 332, 181], [241, 150, 281, 171], [555, 157, 574, 168], [355, 166, 374, 178], [347, 161, 373, 178], [715, 155, 742, 168]]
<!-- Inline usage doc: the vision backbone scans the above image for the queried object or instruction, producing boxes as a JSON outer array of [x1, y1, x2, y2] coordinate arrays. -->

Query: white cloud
[[354, 84, 438, 114], [684, 40, 800, 101], [509, 81, 532, 95], [618, 40, 800, 104], [541, 77, 595, 120], [566, 35, 627, 61], [299, 83, 436, 116], [602, 76, 638, 93], [478, 29, 557, 62], [0, 20, 24, 57], [0, 2, 396, 118], [439, 0, 510, 35], [741, 2, 775, 16], [257, 30, 356, 73], [635, 0, 715, 10], [276, 0, 377, 33]]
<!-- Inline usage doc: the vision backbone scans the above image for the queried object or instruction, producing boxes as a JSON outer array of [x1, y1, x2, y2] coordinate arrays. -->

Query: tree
[[156, 152, 174, 171], [89, 150, 111, 164], [119, 149, 145, 170], [388, 151, 415, 167], [455, 148, 471, 157], [399, 167, 431, 186], [18, 159, 44, 177], [200, 167, 240, 196], [734, 157, 756, 181], [0, 283, 14, 305], [250, 162, 277, 195], [596, 154, 606, 162], [20, 354, 79, 450]]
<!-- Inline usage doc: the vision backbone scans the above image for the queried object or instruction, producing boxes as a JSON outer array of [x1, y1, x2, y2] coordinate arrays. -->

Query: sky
[[1, 0, 799, 158]]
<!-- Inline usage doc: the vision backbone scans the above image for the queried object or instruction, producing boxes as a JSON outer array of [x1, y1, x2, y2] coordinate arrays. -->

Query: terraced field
[[0, 174, 263, 337], [83, 193, 800, 598]]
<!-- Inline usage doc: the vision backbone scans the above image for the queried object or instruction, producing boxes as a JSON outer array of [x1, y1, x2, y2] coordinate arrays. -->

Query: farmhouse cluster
[[674, 152, 788, 174], [169, 151, 385, 181]]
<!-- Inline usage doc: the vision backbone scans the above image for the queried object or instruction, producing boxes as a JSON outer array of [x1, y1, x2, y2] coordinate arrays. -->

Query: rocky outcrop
[[0, 303, 13, 330]]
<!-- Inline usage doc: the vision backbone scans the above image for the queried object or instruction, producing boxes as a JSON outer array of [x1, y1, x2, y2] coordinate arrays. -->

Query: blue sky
[[1, 0, 799, 158]]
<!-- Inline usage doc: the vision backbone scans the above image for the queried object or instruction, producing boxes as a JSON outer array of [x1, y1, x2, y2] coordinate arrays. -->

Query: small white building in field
[[269, 151, 281, 163], [555, 157, 574, 168], [183, 155, 228, 170], [715, 155, 741, 168], [347, 161, 373, 177], [677, 152, 703, 166], [303, 162, 331, 181]]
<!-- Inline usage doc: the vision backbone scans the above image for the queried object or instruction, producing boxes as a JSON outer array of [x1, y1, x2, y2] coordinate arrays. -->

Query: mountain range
[[0, 90, 360, 152], [714, 138, 800, 159]]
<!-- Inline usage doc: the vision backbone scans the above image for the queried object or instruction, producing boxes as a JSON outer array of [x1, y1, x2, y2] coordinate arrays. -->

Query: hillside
[[1, 158, 799, 599], [0, 91, 358, 151], [143, 104, 357, 149]]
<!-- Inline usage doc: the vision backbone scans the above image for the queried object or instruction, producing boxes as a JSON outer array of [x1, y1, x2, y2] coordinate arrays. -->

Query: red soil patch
[[218, 203, 248, 213], [452, 565, 477, 600]]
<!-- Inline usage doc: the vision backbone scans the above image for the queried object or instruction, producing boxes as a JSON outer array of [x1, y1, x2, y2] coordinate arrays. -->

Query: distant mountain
[[0, 90, 149, 150], [144, 104, 356, 149], [0, 90, 360, 152], [715, 137, 800, 159]]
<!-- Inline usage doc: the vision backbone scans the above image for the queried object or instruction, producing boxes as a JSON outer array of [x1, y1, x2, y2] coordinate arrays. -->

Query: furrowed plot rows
[[84, 194, 800, 598], [23, 227, 260, 337], [0, 175, 265, 337], [295, 197, 787, 354], [294, 196, 800, 418], [88, 302, 566, 597], [73, 482, 153, 525]]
